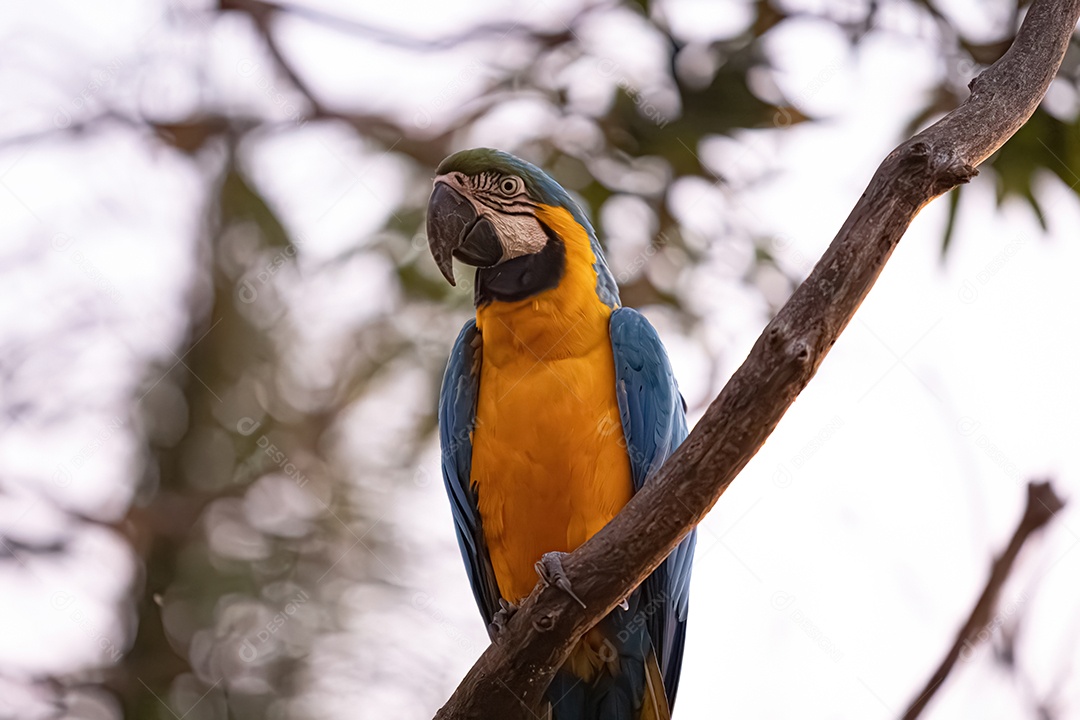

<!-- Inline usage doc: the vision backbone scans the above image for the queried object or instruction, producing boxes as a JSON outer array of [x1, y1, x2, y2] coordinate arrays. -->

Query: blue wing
[[439, 319, 501, 627], [610, 307, 697, 710]]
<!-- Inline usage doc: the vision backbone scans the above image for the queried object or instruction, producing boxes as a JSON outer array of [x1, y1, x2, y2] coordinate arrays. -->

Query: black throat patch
[[474, 222, 566, 306]]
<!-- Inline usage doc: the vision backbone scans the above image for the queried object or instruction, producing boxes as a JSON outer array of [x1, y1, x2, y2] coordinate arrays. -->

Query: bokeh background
[[2, 0, 1080, 718]]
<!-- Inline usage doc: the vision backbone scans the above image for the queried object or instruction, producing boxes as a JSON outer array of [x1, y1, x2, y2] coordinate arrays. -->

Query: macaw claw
[[535, 552, 586, 609], [488, 598, 518, 643]]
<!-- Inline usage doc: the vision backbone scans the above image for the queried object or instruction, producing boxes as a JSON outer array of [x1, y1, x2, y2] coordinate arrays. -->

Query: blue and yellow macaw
[[427, 148, 696, 720]]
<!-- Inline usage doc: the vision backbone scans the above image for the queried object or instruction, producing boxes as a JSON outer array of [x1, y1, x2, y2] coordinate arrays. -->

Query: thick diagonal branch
[[901, 480, 1066, 720], [436, 2, 1080, 717]]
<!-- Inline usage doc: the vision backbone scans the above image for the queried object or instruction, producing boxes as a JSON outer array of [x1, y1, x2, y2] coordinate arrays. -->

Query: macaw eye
[[498, 176, 523, 196]]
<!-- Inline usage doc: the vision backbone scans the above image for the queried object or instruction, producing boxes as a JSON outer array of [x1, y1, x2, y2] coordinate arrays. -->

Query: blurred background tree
[[2, 1, 1078, 718]]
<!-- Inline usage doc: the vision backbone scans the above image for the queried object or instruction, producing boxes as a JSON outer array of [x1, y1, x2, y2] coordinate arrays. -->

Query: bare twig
[[435, 1, 1080, 717], [901, 480, 1066, 720], [220, 0, 542, 165], [219, 0, 584, 51]]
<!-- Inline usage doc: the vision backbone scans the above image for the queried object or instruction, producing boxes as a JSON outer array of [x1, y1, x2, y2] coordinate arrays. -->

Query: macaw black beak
[[426, 182, 503, 286]]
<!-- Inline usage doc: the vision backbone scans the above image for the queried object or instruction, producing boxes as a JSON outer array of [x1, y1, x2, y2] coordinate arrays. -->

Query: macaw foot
[[535, 552, 587, 609], [488, 598, 518, 643]]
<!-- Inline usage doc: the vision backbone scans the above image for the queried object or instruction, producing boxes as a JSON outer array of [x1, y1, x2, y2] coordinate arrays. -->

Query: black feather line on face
[[474, 222, 565, 306]]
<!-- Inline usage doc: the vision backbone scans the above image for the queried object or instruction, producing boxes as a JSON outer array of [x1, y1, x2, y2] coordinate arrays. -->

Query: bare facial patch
[[484, 211, 548, 259]]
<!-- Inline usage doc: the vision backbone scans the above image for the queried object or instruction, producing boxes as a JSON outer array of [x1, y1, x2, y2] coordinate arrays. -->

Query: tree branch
[[220, 0, 583, 51], [219, 0, 544, 166], [436, 1, 1080, 717], [901, 480, 1066, 720]]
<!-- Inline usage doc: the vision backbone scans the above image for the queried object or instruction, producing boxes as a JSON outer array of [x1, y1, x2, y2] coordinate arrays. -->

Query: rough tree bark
[[436, 1, 1080, 717]]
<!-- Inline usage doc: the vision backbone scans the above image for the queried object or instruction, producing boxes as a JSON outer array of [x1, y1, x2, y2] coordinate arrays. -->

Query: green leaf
[[219, 167, 294, 251], [940, 185, 962, 258], [987, 107, 1080, 216]]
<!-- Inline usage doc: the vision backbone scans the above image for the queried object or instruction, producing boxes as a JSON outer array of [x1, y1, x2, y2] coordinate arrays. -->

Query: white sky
[[1, 0, 1078, 718]]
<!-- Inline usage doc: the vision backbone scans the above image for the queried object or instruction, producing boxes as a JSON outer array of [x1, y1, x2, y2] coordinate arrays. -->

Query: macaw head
[[426, 148, 618, 307]]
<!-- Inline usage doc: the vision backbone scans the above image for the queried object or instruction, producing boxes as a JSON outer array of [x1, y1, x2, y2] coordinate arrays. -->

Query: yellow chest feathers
[[470, 205, 633, 602]]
